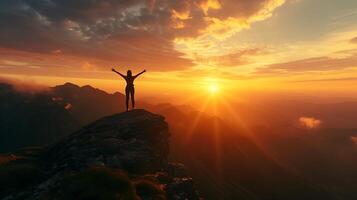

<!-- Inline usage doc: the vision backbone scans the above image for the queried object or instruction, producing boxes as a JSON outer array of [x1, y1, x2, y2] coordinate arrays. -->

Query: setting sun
[[209, 83, 219, 94]]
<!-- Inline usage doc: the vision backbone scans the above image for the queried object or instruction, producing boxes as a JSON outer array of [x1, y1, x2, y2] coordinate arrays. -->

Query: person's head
[[127, 70, 132, 77]]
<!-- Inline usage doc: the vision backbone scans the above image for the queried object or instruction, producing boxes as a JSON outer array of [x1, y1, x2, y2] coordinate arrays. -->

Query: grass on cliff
[[135, 179, 166, 200], [55, 167, 167, 200], [0, 147, 45, 198], [56, 167, 137, 200], [0, 162, 42, 198], [0, 161, 167, 200]]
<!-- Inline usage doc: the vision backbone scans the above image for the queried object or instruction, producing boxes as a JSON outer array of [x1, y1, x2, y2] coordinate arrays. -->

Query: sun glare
[[209, 83, 219, 94]]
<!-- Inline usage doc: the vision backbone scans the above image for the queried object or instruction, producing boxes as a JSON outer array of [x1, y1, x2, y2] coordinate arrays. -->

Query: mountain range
[[2, 81, 357, 199]]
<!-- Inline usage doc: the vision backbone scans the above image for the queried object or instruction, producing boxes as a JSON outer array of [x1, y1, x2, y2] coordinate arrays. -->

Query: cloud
[[350, 135, 357, 145], [81, 61, 97, 71], [195, 48, 264, 67], [200, 0, 285, 39], [0, 76, 47, 92], [64, 103, 72, 110], [288, 77, 357, 83], [256, 51, 357, 74], [0, 0, 285, 71], [351, 36, 357, 44], [299, 117, 322, 129]]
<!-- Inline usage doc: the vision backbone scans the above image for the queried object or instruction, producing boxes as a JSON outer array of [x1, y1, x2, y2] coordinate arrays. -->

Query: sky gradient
[[1, 0, 357, 100]]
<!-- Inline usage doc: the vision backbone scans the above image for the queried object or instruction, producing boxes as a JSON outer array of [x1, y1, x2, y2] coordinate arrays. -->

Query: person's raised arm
[[134, 69, 146, 78], [111, 68, 126, 79]]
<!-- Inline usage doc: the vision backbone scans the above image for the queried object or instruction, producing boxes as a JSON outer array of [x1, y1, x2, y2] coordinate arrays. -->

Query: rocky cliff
[[1, 109, 201, 200]]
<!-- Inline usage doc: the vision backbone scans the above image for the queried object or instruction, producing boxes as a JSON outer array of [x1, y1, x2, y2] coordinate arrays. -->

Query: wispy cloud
[[255, 49, 357, 74], [194, 48, 265, 67], [351, 36, 357, 44]]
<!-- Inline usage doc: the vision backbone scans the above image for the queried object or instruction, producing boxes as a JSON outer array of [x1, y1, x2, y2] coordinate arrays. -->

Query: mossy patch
[[0, 162, 41, 198], [135, 179, 166, 200], [55, 167, 137, 200]]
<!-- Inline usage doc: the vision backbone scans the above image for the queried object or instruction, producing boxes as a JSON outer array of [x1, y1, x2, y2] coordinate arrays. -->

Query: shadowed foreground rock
[[1, 109, 201, 200]]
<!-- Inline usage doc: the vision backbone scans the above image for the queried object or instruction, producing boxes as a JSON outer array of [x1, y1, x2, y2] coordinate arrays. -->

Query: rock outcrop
[[44, 109, 170, 173], [1, 109, 201, 200]]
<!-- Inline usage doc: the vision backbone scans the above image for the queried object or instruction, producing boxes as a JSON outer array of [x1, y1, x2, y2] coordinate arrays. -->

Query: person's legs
[[125, 87, 129, 111], [131, 87, 135, 109]]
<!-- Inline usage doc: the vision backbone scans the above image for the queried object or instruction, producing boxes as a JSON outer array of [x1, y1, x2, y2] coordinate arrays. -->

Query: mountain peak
[[88, 109, 165, 127], [62, 82, 80, 88], [45, 109, 169, 173]]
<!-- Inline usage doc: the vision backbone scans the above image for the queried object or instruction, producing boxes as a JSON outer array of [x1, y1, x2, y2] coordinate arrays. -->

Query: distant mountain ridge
[[51, 82, 125, 124], [0, 82, 125, 152]]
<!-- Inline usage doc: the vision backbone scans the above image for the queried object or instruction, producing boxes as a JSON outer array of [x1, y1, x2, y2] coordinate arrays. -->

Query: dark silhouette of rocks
[[45, 109, 170, 173], [1, 109, 201, 200]]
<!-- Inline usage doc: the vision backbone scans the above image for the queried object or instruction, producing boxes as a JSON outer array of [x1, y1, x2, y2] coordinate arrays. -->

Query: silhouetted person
[[112, 68, 146, 111]]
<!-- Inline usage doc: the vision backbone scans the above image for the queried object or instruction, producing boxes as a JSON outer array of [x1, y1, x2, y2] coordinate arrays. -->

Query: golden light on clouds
[[171, 9, 191, 29], [350, 136, 357, 145], [202, 0, 286, 39], [172, 9, 191, 20], [299, 117, 322, 129], [173, 0, 287, 68], [250, 0, 285, 21], [199, 0, 221, 14], [204, 17, 250, 39]]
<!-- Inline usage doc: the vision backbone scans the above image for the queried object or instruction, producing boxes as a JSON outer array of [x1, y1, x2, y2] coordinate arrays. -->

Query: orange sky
[[1, 0, 357, 102]]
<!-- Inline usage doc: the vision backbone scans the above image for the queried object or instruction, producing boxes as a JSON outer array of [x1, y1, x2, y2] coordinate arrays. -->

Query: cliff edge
[[1, 109, 201, 200]]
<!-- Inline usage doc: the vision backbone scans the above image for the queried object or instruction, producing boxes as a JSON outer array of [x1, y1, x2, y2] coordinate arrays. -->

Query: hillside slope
[[0, 110, 201, 200]]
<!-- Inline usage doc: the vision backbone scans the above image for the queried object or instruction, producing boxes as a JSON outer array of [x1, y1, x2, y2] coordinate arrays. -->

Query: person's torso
[[125, 76, 134, 87]]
